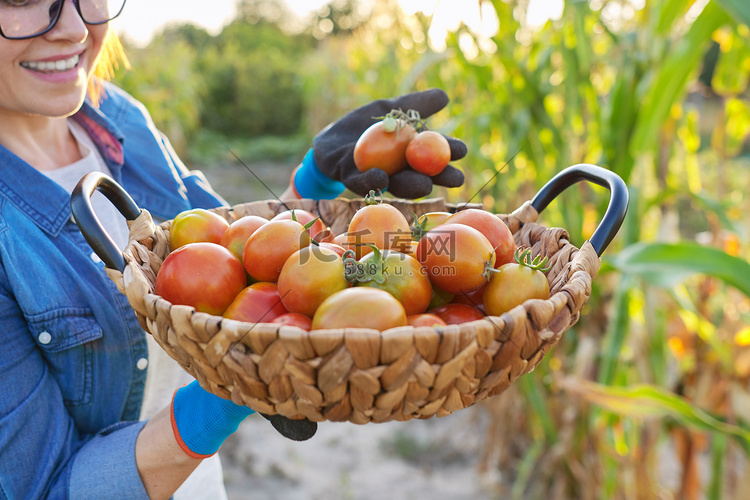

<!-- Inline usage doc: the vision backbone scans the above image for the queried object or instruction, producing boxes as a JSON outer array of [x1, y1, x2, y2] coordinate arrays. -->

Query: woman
[[0, 1, 467, 498]]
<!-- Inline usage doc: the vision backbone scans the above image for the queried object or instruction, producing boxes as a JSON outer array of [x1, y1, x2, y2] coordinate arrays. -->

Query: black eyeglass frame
[[0, 0, 126, 40]]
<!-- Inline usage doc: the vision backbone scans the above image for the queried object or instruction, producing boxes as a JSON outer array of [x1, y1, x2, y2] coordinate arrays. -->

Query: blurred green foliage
[[112, 0, 750, 497]]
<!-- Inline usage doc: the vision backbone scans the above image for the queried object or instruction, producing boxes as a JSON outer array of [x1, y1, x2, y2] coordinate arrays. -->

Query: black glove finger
[[260, 413, 318, 441], [387, 168, 434, 199], [391, 88, 450, 120], [430, 165, 465, 188], [446, 136, 468, 161], [341, 167, 390, 197]]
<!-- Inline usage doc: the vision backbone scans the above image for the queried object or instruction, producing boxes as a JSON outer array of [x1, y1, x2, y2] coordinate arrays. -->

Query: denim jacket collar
[[0, 100, 125, 238]]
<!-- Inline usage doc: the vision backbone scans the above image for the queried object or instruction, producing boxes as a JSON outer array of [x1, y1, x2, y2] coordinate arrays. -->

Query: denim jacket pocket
[[27, 308, 103, 406]]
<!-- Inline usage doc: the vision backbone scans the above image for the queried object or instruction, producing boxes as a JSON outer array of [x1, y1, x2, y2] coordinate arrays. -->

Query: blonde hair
[[88, 29, 130, 106]]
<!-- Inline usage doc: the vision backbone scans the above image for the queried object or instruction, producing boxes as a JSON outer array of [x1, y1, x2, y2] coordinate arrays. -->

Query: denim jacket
[[0, 82, 226, 499]]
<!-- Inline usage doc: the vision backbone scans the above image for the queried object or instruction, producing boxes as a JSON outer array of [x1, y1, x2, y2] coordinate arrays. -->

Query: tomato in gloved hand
[[405, 130, 451, 176], [353, 118, 416, 176]]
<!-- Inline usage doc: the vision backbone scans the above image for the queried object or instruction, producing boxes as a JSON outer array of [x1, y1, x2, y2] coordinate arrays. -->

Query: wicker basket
[[72, 164, 628, 424]]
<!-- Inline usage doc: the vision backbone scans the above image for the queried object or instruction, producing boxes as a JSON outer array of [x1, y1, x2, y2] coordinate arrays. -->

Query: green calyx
[[514, 247, 552, 272], [364, 190, 384, 205], [409, 211, 428, 242], [343, 245, 386, 284]]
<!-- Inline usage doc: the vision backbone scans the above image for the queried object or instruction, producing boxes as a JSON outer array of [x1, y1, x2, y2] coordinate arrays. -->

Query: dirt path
[[220, 404, 504, 500]]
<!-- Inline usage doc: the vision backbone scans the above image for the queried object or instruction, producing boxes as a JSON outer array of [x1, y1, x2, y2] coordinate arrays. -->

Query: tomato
[[451, 283, 486, 313], [428, 287, 455, 309], [411, 211, 452, 242], [483, 248, 550, 316], [315, 227, 337, 243], [277, 245, 349, 317], [271, 209, 327, 242], [353, 120, 416, 175], [155, 242, 246, 316], [169, 208, 229, 250], [405, 130, 451, 176], [312, 287, 407, 330], [318, 241, 347, 257], [346, 203, 412, 259], [444, 209, 516, 267], [427, 303, 485, 325], [223, 282, 288, 323], [407, 313, 447, 328], [416, 223, 495, 295], [271, 312, 312, 330], [243, 219, 311, 282], [220, 215, 268, 263], [356, 249, 432, 316]]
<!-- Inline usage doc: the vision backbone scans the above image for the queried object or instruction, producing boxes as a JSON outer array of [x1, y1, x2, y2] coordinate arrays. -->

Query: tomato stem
[[364, 190, 384, 205], [513, 247, 552, 272]]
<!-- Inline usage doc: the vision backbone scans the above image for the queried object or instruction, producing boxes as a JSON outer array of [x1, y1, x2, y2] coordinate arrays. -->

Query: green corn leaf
[[713, 0, 750, 26], [560, 379, 750, 454], [631, 1, 732, 154], [606, 241, 750, 297]]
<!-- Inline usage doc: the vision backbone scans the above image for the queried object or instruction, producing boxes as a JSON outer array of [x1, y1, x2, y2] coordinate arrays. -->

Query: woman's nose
[[45, 0, 88, 42]]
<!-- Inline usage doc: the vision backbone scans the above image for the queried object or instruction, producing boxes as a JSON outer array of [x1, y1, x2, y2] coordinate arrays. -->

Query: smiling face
[[0, 0, 109, 120]]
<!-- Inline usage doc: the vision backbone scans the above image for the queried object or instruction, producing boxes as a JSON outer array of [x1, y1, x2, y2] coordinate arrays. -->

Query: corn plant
[[299, 0, 750, 497]]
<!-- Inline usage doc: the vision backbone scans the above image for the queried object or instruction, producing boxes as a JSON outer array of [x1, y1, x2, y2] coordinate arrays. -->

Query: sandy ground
[[220, 404, 505, 500]]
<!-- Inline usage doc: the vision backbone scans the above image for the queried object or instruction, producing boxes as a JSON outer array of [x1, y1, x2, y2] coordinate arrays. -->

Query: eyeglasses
[[0, 0, 126, 40]]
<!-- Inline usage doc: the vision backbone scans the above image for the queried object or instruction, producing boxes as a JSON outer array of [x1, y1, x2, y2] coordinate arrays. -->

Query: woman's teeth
[[21, 54, 80, 72]]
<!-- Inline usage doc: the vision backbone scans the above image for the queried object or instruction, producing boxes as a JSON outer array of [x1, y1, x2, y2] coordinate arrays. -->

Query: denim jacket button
[[38, 331, 52, 345], [90, 252, 102, 264], [136, 357, 148, 370]]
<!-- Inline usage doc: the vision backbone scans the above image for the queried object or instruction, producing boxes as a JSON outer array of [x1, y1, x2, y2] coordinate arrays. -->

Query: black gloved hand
[[260, 412, 317, 441], [296, 89, 466, 199]]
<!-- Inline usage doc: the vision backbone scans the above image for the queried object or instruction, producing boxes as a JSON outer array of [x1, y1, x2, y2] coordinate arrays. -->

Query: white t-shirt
[[42, 119, 227, 500]]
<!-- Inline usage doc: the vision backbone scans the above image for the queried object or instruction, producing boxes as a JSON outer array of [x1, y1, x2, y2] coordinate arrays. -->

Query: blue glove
[[292, 148, 347, 199], [171, 380, 256, 458]]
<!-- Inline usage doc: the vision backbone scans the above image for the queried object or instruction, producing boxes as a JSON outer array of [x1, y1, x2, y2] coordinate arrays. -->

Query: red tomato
[[243, 219, 311, 282], [223, 282, 288, 323], [155, 242, 246, 316], [353, 120, 416, 175], [405, 130, 451, 176], [427, 303, 485, 324], [483, 259, 550, 316], [315, 227, 337, 243], [312, 288, 407, 330], [220, 215, 268, 262], [271, 312, 312, 331], [428, 287, 455, 309], [277, 245, 349, 317], [444, 209, 516, 267], [346, 203, 412, 259], [318, 242, 347, 257], [271, 209, 327, 242], [416, 223, 495, 295], [407, 313, 447, 328], [170, 208, 229, 250], [451, 283, 486, 313], [356, 250, 432, 316]]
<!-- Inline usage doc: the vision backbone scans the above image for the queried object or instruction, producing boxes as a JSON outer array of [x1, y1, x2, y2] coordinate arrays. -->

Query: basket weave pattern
[[108, 197, 600, 424]]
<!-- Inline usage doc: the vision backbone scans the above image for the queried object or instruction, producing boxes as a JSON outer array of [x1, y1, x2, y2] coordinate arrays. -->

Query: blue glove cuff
[[171, 380, 256, 458], [293, 148, 346, 199]]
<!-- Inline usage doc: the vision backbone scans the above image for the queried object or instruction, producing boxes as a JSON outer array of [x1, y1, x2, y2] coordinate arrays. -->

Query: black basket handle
[[529, 164, 628, 256], [71, 172, 319, 440], [71, 172, 141, 272]]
